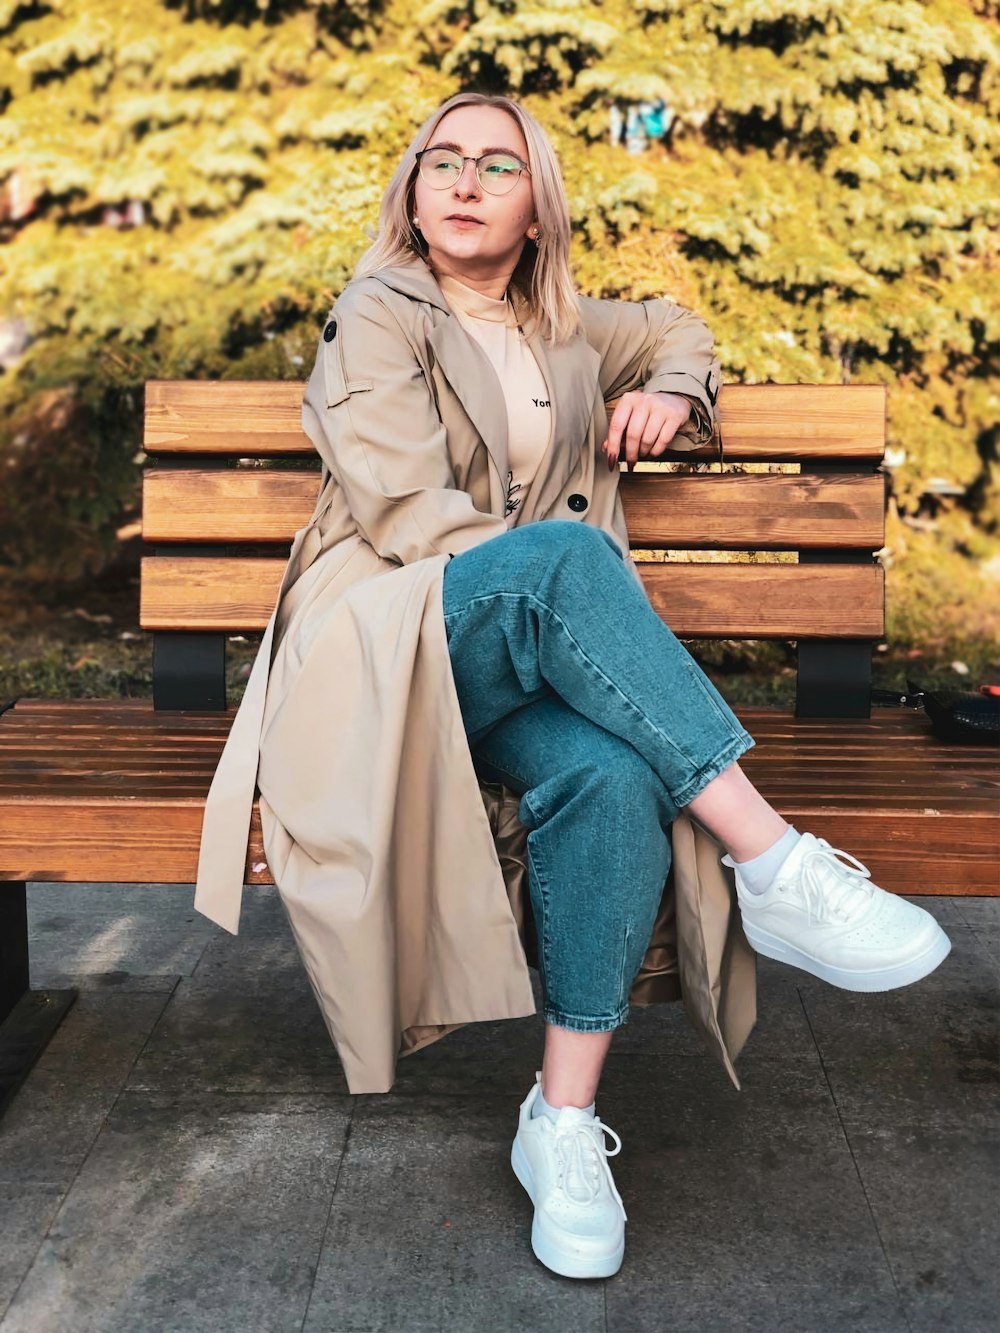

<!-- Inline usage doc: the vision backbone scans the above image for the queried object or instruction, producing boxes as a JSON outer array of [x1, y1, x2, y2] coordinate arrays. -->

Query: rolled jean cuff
[[671, 728, 757, 809], [542, 1003, 630, 1033]]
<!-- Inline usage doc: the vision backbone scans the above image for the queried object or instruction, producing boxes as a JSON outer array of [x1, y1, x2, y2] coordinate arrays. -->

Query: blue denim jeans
[[441, 520, 756, 1034]]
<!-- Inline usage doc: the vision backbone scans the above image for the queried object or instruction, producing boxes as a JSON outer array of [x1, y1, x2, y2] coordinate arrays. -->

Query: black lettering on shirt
[[504, 470, 523, 517]]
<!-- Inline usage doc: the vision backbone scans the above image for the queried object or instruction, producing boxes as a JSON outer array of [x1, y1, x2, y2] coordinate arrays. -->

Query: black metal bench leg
[[0, 881, 77, 1120]]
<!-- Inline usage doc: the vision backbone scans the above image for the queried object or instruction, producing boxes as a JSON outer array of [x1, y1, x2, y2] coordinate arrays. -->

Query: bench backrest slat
[[144, 380, 886, 462], [139, 556, 883, 638], [141, 379, 886, 652], [143, 470, 885, 550]]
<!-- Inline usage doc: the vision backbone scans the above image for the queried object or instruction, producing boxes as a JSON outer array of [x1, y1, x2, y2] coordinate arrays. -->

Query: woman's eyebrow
[[427, 139, 525, 157]]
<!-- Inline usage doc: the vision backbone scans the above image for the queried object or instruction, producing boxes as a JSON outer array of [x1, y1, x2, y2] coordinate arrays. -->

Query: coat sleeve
[[300, 284, 509, 565], [577, 294, 722, 446]]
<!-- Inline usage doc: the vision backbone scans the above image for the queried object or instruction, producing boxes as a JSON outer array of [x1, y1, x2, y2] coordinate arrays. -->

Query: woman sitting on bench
[[260, 91, 953, 1282]]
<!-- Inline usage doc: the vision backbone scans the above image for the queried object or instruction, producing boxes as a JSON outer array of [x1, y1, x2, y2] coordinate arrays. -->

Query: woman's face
[[412, 104, 537, 286]]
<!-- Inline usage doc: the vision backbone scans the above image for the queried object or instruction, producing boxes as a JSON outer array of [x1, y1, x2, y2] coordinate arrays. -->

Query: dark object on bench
[[1, 380, 997, 1119]]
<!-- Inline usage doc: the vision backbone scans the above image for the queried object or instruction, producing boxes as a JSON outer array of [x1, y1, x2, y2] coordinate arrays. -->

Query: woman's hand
[[600, 390, 693, 472]]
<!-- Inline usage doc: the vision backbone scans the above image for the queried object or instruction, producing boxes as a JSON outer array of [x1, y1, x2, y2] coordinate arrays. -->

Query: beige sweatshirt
[[436, 271, 552, 525]]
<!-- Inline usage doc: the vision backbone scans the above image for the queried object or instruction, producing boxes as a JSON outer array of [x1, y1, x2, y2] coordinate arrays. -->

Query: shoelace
[[787, 838, 876, 927], [552, 1118, 627, 1219]]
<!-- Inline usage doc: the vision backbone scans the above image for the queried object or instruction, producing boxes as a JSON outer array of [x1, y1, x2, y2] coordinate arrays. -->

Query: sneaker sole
[[741, 918, 952, 992], [510, 1136, 625, 1279]]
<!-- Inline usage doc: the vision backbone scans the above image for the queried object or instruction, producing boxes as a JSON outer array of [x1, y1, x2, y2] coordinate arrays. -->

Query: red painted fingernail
[[608, 452, 617, 471]]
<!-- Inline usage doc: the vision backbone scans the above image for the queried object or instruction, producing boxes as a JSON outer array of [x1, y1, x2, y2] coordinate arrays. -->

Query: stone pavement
[[0, 883, 996, 1333]]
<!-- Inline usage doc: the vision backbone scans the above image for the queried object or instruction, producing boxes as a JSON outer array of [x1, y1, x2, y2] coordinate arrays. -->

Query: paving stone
[[0, 992, 172, 1186], [969, 928, 999, 975], [614, 962, 817, 1064], [27, 882, 214, 982], [842, 1125, 1000, 1333], [392, 960, 815, 1097], [797, 928, 999, 1131], [952, 896, 1000, 930], [25, 970, 179, 994], [122, 907, 350, 1096], [303, 1093, 604, 1333], [0, 1091, 349, 1333], [2, 889, 991, 1331], [0, 1183, 66, 1318], [596, 1055, 908, 1333], [27, 882, 293, 987], [391, 1012, 546, 1097]]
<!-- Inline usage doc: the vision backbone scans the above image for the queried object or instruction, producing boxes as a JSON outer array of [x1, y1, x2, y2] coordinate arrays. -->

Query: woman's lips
[[446, 217, 483, 227]]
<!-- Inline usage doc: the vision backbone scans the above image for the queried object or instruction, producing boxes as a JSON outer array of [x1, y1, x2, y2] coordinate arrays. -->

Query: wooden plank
[[1, 794, 994, 893], [144, 380, 308, 455], [3, 736, 988, 769], [10, 715, 991, 803], [1, 704, 995, 892], [4, 775, 993, 804], [139, 556, 290, 630], [619, 472, 884, 549], [713, 384, 885, 461], [143, 469, 885, 551], [143, 380, 886, 462], [144, 469, 322, 543], [138, 557, 884, 636]]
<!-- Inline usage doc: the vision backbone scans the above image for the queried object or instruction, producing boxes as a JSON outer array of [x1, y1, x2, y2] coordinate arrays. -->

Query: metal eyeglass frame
[[414, 148, 532, 196]]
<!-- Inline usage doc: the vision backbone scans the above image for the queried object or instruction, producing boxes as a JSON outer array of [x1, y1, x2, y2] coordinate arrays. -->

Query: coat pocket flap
[[323, 322, 374, 407]]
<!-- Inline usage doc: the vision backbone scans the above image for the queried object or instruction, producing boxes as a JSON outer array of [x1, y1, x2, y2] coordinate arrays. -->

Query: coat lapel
[[372, 257, 604, 525], [425, 316, 510, 507]]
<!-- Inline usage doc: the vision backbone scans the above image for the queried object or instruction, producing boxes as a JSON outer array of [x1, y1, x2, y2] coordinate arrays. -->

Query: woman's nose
[[454, 160, 481, 196]]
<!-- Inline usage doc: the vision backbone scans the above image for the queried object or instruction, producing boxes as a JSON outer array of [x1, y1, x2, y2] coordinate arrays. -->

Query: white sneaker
[[510, 1071, 627, 1279], [723, 831, 952, 992]]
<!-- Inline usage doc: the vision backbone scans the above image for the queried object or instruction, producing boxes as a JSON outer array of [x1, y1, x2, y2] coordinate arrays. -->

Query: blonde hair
[[352, 92, 583, 345]]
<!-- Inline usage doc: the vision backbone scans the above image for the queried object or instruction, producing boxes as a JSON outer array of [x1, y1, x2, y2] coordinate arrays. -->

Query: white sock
[[531, 1086, 596, 1121], [733, 824, 801, 895]]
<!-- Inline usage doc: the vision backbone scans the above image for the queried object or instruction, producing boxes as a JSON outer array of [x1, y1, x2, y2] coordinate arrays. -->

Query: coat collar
[[369, 255, 601, 523]]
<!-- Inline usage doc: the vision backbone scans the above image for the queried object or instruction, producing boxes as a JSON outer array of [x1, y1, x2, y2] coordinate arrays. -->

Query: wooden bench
[[1, 379, 997, 1118]]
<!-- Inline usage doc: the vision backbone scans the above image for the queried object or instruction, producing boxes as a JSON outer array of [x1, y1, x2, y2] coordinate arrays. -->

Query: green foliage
[[0, 0, 996, 665], [418, 0, 619, 90]]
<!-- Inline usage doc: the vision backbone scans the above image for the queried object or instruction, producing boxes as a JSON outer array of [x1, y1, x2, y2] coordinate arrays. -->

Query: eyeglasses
[[415, 148, 531, 196]]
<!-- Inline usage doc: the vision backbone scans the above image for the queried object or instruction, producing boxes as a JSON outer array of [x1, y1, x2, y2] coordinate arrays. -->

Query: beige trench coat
[[194, 252, 757, 1094]]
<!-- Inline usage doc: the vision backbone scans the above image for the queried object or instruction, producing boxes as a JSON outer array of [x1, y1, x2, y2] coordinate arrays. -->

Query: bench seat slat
[[2, 801, 994, 891], [1, 746, 992, 794], [9, 702, 994, 770], [1, 702, 994, 892], [138, 558, 884, 637], [2, 741, 991, 770], [2, 777, 992, 803]]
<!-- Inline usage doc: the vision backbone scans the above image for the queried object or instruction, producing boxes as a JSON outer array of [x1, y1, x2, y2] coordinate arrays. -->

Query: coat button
[[323, 319, 338, 342], [567, 493, 588, 512]]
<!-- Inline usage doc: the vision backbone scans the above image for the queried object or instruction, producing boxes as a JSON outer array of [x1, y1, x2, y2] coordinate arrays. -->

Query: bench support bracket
[[153, 632, 227, 711], [0, 881, 77, 1121], [795, 459, 880, 719], [796, 640, 873, 718]]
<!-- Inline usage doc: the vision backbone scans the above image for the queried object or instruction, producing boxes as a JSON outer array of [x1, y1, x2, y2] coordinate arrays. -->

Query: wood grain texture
[[144, 380, 308, 454], [1, 702, 994, 892], [143, 380, 886, 461], [138, 555, 884, 637], [143, 469, 886, 550]]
